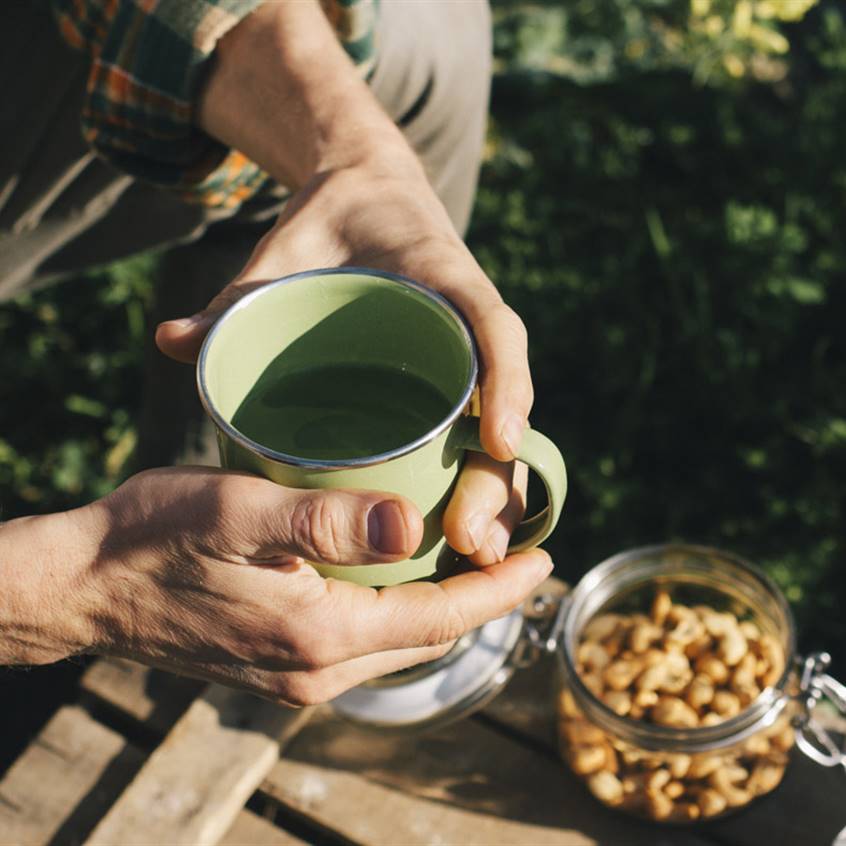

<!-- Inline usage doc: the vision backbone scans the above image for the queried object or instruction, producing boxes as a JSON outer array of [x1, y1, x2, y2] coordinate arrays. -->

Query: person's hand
[[0, 468, 552, 702], [156, 164, 533, 567]]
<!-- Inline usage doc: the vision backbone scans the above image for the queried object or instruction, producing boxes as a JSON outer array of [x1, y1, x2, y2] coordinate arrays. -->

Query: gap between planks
[[0, 703, 304, 846]]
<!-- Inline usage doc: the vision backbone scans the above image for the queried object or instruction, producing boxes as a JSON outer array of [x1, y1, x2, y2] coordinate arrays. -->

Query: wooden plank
[[219, 809, 308, 846], [261, 707, 713, 846], [85, 685, 312, 846], [80, 658, 204, 735], [0, 705, 143, 846], [482, 613, 846, 846]]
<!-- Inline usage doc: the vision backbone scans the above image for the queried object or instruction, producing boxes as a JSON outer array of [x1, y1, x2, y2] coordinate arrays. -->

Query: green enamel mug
[[197, 267, 566, 587]]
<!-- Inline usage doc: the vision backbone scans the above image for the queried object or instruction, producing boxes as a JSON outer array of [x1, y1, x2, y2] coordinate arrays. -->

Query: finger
[[155, 201, 336, 364], [468, 460, 528, 567], [391, 259, 534, 463], [154, 279, 270, 364], [472, 301, 534, 461], [229, 478, 424, 565], [152, 638, 457, 707], [443, 452, 513, 555], [265, 641, 457, 706], [319, 548, 553, 658]]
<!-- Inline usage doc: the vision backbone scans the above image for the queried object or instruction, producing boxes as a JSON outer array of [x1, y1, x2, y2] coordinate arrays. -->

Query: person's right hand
[[4, 468, 552, 704]]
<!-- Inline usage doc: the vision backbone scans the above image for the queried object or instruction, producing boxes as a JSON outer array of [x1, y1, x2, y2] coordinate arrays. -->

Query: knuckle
[[278, 675, 330, 708], [292, 494, 348, 564], [508, 310, 529, 347], [296, 637, 338, 671], [422, 597, 468, 647], [487, 301, 527, 347]]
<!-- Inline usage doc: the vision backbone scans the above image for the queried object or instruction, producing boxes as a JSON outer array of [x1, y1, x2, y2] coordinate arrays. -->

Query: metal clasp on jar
[[794, 652, 846, 771], [509, 590, 571, 670]]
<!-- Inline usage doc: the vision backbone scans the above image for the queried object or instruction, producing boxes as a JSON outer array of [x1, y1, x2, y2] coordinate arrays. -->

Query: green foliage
[[472, 0, 845, 659], [0, 255, 153, 516]]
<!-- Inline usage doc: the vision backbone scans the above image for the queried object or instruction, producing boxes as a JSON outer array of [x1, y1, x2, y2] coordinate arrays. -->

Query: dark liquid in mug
[[231, 363, 454, 460]]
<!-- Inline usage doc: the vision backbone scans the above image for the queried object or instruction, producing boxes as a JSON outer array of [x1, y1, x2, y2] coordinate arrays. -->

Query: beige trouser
[[0, 0, 492, 470]]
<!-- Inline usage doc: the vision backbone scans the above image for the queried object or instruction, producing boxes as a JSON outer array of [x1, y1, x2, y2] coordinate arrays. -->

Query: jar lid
[[331, 607, 525, 732]]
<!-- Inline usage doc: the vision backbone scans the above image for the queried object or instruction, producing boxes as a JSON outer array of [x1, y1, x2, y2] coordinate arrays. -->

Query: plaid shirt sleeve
[[51, 0, 380, 209]]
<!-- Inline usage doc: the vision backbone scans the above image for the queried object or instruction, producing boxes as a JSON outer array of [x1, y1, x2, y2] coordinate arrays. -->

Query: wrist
[[198, 0, 422, 191], [0, 508, 103, 665]]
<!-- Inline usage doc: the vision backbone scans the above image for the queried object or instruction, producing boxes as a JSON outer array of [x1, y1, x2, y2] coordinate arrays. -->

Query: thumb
[[155, 309, 218, 364], [155, 279, 271, 364], [256, 488, 425, 566]]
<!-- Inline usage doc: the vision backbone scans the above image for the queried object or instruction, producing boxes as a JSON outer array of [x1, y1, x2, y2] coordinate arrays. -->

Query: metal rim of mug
[[559, 543, 798, 754], [196, 266, 479, 470]]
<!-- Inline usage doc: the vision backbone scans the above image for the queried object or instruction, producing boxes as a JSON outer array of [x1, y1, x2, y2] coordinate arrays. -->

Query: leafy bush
[[472, 0, 845, 660]]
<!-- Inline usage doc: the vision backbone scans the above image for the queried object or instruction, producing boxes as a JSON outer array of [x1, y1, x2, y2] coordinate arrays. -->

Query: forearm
[[0, 511, 99, 665], [198, 0, 423, 192]]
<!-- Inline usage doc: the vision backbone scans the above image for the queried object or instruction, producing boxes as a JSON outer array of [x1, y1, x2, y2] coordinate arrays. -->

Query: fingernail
[[484, 523, 510, 563], [161, 312, 210, 331], [367, 501, 408, 555], [536, 551, 554, 578], [501, 414, 524, 457], [466, 512, 488, 552]]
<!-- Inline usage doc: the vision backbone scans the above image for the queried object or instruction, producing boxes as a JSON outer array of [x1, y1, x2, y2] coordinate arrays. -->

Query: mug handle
[[451, 417, 567, 551]]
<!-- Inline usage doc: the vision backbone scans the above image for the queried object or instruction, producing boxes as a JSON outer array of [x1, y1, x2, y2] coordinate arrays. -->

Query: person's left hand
[[156, 163, 532, 566]]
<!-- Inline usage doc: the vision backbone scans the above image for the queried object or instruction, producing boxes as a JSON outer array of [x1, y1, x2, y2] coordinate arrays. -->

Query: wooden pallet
[[1, 579, 843, 846]]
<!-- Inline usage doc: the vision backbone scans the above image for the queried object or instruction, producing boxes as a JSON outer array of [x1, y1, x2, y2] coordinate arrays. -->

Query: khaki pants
[[0, 0, 492, 470]]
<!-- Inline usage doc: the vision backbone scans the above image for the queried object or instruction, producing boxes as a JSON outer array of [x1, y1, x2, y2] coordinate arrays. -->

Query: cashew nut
[[578, 641, 611, 673], [629, 622, 663, 654], [667, 753, 691, 779], [561, 718, 606, 747], [665, 607, 705, 647], [731, 652, 760, 705], [651, 590, 672, 626], [665, 780, 685, 799], [570, 744, 607, 775], [694, 654, 730, 685], [557, 689, 582, 719], [646, 789, 674, 820], [581, 671, 604, 698], [709, 766, 751, 807], [602, 690, 632, 716], [634, 688, 659, 708], [756, 633, 785, 687], [742, 732, 771, 757], [651, 696, 699, 728], [717, 622, 748, 667], [684, 633, 713, 660], [747, 757, 786, 796], [587, 771, 624, 806], [687, 755, 723, 778], [583, 613, 623, 642], [685, 673, 715, 711], [697, 787, 728, 817], [636, 651, 691, 694], [603, 658, 643, 691], [712, 690, 741, 718]]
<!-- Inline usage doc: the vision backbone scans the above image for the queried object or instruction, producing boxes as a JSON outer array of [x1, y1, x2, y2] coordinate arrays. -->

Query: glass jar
[[552, 544, 845, 823]]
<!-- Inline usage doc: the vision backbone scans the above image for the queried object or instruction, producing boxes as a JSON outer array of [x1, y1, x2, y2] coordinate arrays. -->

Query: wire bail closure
[[794, 652, 846, 771], [510, 592, 571, 670]]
